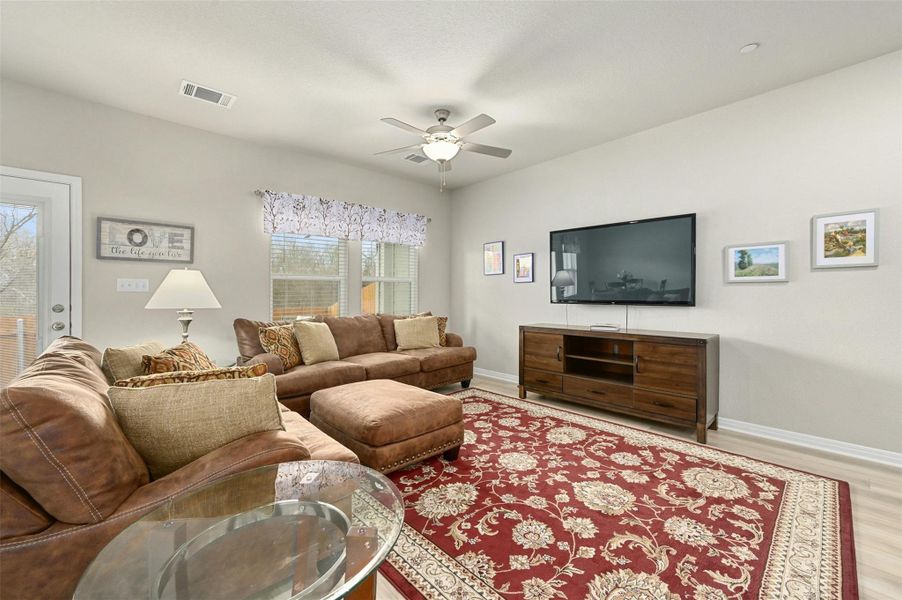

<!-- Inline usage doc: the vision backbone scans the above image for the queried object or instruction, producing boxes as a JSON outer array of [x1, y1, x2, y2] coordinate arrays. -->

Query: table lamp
[[145, 268, 221, 341]]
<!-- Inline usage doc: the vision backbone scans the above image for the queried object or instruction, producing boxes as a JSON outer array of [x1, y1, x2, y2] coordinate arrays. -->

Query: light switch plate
[[117, 278, 149, 292]]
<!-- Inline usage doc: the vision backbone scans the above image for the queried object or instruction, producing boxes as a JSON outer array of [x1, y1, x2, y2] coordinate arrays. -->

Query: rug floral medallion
[[368, 389, 857, 600]]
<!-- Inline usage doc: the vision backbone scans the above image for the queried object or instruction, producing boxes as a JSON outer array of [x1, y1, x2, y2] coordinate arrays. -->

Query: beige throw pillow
[[293, 321, 340, 365], [108, 374, 285, 479], [101, 341, 165, 383], [395, 316, 441, 350]]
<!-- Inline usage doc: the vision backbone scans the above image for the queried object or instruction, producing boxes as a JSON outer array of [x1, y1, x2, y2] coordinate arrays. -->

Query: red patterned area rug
[[374, 389, 857, 600]]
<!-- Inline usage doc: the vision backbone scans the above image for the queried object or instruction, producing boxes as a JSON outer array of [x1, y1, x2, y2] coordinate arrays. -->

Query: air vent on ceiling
[[179, 80, 236, 109], [403, 153, 429, 164]]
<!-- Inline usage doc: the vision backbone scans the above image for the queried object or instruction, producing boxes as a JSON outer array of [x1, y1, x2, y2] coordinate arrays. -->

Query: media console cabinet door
[[634, 342, 698, 396], [523, 332, 564, 372]]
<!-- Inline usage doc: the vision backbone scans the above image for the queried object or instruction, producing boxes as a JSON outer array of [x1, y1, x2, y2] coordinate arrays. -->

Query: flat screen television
[[550, 213, 696, 306]]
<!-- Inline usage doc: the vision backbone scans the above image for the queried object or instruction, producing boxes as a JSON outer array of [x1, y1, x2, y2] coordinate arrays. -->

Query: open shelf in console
[[564, 335, 635, 385]]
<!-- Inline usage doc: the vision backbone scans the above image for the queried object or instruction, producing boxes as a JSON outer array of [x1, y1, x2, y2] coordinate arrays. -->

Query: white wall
[[450, 51, 902, 452], [0, 80, 450, 363]]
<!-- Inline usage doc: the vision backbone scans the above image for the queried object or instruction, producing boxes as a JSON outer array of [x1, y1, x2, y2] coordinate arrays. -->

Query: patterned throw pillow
[[258, 324, 302, 370], [435, 316, 449, 346], [142, 341, 217, 374], [114, 364, 268, 388]]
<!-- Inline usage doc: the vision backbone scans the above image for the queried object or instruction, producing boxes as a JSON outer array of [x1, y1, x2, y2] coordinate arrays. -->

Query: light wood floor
[[376, 375, 902, 600]]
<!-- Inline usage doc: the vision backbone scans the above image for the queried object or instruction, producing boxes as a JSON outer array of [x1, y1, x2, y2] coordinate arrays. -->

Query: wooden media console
[[518, 324, 719, 443]]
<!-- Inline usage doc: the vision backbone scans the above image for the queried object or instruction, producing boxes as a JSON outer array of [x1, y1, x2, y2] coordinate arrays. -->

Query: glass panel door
[[0, 174, 72, 385]]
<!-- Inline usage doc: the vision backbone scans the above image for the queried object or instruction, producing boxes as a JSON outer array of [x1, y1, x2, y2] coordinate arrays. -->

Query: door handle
[[556, 346, 562, 361], [635, 357, 641, 373], [589, 389, 606, 396]]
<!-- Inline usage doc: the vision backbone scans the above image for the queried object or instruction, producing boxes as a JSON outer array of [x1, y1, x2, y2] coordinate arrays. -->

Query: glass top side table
[[74, 461, 404, 600]]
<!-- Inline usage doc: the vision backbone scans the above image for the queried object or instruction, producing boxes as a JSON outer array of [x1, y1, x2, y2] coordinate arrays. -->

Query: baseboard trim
[[474, 368, 901, 468], [473, 367, 519, 384], [718, 418, 902, 469]]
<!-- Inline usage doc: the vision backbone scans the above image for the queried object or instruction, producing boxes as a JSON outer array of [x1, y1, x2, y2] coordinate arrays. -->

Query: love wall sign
[[97, 217, 194, 263]]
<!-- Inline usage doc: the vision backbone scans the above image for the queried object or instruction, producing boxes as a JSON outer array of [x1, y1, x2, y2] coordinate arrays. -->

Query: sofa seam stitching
[[0, 392, 103, 523], [0, 447, 299, 550]]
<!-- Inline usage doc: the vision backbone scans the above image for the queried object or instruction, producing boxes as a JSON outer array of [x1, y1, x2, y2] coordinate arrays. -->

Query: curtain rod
[[254, 189, 431, 223]]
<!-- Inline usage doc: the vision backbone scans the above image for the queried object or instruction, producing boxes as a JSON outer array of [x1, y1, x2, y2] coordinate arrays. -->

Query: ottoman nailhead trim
[[380, 436, 465, 473]]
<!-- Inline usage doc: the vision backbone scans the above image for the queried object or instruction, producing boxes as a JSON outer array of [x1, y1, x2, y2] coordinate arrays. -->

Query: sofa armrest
[[445, 332, 464, 347], [115, 430, 308, 514], [246, 353, 285, 376]]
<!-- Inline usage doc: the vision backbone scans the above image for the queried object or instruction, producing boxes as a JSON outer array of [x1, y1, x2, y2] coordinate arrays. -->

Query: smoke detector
[[179, 80, 236, 109]]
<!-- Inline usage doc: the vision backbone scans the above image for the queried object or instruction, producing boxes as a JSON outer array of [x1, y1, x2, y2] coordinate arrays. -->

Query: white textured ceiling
[[2, 1, 901, 189]]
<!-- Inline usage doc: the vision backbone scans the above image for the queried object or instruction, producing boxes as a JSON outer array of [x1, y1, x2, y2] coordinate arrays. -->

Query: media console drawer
[[563, 376, 633, 409], [524, 369, 562, 393], [635, 389, 696, 421]]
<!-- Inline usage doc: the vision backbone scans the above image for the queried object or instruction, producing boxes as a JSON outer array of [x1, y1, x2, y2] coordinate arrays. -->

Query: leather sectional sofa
[[234, 313, 477, 417], [0, 337, 357, 600]]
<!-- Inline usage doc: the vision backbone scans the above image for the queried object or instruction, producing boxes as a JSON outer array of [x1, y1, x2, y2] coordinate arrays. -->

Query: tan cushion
[[142, 341, 217, 374], [258, 324, 302, 370], [310, 380, 462, 447], [0, 337, 149, 524], [324, 314, 388, 358], [377, 312, 431, 351], [293, 321, 340, 365], [400, 346, 478, 372], [275, 361, 367, 398], [394, 316, 440, 351], [279, 405, 359, 463], [0, 472, 53, 538], [109, 374, 285, 479], [101, 340, 165, 382], [342, 352, 421, 379], [113, 364, 268, 388]]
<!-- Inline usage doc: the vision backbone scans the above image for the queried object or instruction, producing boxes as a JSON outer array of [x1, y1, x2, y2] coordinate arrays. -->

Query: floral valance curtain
[[262, 190, 428, 247]]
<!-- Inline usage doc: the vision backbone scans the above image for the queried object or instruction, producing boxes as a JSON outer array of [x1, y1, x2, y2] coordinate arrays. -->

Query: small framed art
[[724, 241, 788, 283], [513, 252, 534, 283], [484, 241, 504, 275], [811, 209, 878, 269]]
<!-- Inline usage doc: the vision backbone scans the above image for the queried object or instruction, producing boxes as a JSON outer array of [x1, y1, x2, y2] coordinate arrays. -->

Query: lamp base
[[177, 309, 194, 342]]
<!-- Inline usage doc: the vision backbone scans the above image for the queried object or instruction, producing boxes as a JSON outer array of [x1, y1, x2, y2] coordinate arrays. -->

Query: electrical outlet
[[117, 278, 149, 292]]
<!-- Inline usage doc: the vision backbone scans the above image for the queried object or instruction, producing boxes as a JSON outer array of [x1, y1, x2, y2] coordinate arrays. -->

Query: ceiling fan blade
[[381, 118, 428, 136], [450, 114, 495, 138], [374, 144, 423, 156], [461, 142, 512, 159]]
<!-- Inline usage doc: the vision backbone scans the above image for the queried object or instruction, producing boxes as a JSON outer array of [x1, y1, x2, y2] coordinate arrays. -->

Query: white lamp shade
[[551, 269, 575, 287], [145, 269, 221, 310], [422, 140, 461, 162]]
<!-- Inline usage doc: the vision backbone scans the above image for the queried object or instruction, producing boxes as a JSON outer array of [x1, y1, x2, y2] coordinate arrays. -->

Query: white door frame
[[0, 166, 83, 338]]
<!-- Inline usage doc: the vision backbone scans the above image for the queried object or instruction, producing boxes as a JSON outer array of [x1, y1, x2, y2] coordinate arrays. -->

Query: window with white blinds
[[361, 241, 418, 315], [271, 234, 348, 319]]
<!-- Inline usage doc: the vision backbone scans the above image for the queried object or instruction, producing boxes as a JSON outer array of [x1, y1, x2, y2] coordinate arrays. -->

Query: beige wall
[[0, 80, 450, 363], [449, 52, 902, 452]]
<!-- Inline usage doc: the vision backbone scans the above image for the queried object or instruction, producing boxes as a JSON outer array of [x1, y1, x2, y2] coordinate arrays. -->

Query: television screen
[[550, 214, 696, 306]]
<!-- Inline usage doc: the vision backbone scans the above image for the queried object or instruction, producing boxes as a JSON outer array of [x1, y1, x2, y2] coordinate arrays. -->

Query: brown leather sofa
[[0, 337, 357, 600], [234, 313, 477, 417]]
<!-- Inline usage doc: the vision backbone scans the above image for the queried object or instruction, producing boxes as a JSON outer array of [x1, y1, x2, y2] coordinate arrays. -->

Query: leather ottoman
[[310, 380, 464, 474]]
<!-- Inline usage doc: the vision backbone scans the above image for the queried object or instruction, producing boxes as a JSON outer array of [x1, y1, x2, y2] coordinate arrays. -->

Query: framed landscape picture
[[724, 241, 788, 283], [97, 217, 194, 263], [513, 252, 534, 283], [811, 209, 878, 269], [484, 241, 504, 275]]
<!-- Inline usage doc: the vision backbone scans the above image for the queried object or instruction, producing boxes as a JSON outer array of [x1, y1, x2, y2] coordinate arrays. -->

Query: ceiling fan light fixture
[[422, 140, 460, 162]]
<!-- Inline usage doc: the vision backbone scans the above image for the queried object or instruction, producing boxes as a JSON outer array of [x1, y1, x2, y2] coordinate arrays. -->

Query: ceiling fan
[[376, 109, 512, 189]]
